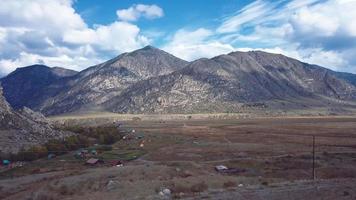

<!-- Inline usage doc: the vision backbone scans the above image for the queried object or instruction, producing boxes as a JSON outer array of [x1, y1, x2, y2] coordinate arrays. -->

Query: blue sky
[[0, 0, 356, 76], [75, 0, 249, 31]]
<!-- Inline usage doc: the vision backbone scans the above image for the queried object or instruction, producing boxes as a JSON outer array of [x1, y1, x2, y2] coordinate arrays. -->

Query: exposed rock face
[[0, 86, 11, 113], [1, 46, 356, 116], [103, 51, 356, 114], [0, 64, 77, 109], [0, 85, 72, 153], [37, 46, 189, 115], [331, 71, 356, 86]]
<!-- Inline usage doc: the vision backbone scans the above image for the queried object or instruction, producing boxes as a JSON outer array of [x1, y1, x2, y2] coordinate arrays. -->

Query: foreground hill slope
[[0, 86, 72, 153]]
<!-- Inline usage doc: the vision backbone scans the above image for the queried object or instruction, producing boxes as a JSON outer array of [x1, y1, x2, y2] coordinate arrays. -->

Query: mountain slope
[[103, 51, 356, 114], [332, 71, 356, 86], [0, 65, 77, 109], [0, 85, 72, 153], [1, 47, 356, 116], [38, 46, 189, 115]]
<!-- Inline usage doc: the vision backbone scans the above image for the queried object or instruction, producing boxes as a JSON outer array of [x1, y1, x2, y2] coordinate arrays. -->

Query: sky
[[0, 0, 356, 76]]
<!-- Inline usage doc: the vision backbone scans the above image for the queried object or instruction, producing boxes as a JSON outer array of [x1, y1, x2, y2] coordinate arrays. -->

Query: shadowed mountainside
[[0, 65, 77, 109]]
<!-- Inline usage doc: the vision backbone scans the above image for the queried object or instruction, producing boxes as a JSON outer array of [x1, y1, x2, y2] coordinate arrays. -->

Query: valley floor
[[1, 117, 356, 199]]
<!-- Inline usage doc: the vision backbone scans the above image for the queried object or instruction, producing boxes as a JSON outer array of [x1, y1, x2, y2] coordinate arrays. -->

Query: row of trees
[[1, 126, 124, 161], [64, 126, 123, 145], [1, 135, 91, 161]]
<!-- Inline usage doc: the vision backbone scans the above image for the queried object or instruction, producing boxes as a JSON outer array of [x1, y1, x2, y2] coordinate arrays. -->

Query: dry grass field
[[0, 116, 356, 199]]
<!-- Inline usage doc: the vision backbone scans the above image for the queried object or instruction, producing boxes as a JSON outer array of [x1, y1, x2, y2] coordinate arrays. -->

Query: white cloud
[[63, 21, 149, 52], [0, 51, 104, 76], [214, 0, 356, 73], [217, 0, 281, 33], [0, 1, 154, 76], [0, 0, 86, 35], [163, 28, 235, 61], [117, 4, 163, 22]]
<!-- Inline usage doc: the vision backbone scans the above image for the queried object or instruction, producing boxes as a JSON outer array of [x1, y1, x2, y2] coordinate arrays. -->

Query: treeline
[[1, 126, 124, 162], [63, 126, 123, 145], [1, 135, 91, 161]]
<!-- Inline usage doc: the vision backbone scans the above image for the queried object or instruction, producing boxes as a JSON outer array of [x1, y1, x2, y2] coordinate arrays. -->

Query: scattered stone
[[107, 180, 116, 191], [162, 188, 171, 196]]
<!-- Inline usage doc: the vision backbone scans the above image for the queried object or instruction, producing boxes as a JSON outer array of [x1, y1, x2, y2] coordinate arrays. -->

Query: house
[[90, 149, 97, 155], [47, 153, 56, 159], [215, 165, 228, 171], [2, 160, 10, 166], [215, 165, 245, 174], [110, 160, 123, 167], [85, 158, 103, 165]]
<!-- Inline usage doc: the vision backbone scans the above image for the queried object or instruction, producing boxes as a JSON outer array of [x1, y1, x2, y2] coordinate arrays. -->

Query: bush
[[223, 181, 237, 188], [3, 125, 124, 162], [64, 126, 123, 145], [46, 139, 67, 153], [261, 181, 269, 186], [172, 182, 208, 194], [16, 145, 48, 161], [132, 117, 141, 122], [190, 182, 208, 193], [95, 145, 112, 151]]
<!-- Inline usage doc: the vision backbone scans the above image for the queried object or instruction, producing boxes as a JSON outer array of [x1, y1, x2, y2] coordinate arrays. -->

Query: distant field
[[49, 111, 356, 126]]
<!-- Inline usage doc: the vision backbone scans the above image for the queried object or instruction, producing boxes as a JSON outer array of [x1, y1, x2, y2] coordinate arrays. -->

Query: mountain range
[[1, 46, 356, 116]]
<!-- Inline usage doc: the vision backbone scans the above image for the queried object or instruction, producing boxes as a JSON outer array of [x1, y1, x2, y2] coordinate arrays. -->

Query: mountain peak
[[14, 64, 49, 72], [129, 45, 162, 55], [141, 45, 157, 50]]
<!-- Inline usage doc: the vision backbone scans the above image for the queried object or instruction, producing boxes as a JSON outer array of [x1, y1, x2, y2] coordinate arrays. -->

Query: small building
[[110, 160, 123, 167], [215, 165, 245, 174], [81, 149, 89, 154], [85, 158, 103, 165], [90, 149, 97, 155], [47, 153, 56, 159], [215, 165, 228, 172], [2, 160, 10, 166], [136, 134, 144, 139]]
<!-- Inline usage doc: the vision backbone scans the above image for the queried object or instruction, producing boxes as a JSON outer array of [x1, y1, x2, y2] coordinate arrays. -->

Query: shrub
[[132, 117, 141, 122], [261, 181, 269, 186], [16, 145, 48, 161], [95, 145, 112, 151], [46, 139, 67, 154], [223, 181, 237, 188], [190, 182, 208, 193]]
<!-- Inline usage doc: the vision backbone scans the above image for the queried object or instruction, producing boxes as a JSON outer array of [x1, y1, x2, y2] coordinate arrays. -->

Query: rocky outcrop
[[0, 85, 73, 153]]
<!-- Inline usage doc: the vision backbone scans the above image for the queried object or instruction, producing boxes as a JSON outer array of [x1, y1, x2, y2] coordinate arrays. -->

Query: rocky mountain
[[1, 46, 356, 116], [332, 71, 356, 86], [103, 51, 356, 114], [0, 65, 77, 109], [0, 85, 72, 153], [37, 45, 188, 115]]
